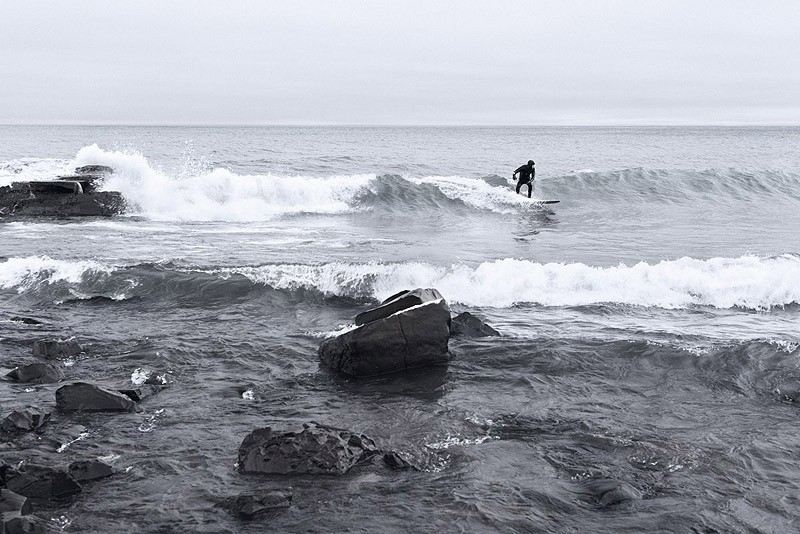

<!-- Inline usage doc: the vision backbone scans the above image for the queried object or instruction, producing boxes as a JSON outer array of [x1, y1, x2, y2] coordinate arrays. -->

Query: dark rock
[[55, 383, 136, 413], [0, 184, 124, 218], [0, 489, 31, 514], [355, 288, 444, 326], [31, 340, 81, 360], [319, 295, 451, 377], [3, 464, 82, 501], [6, 363, 64, 384], [450, 312, 500, 338], [67, 460, 114, 482], [118, 384, 168, 403], [238, 422, 378, 475], [223, 490, 292, 519], [382, 451, 417, 470], [1, 408, 50, 434], [74, 165, 113, 175], [580, 479, 642, 507], [3, 513, 50, 534], [8, 317, 43, 326]]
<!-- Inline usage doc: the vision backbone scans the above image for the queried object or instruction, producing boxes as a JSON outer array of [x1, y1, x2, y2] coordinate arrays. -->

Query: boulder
[[67, 460, 114, 482], [222, 490, 292, 519], [355, 288, 444, 326], [0, 184, 124, 218], [31, 340, 81, 360], [238, 422, 378, 475], [6, 363, 64, 384], [319, 296, 451, 377], [2, 514, 50, 534], [0, 489, 31, 514], [1, 408, 50, 434], [74, 165, 113, 175], [3, 464, 82, 501], [450, 312, 500, 338], [55, 383, 136, 413], [382, 451, 418, 470]]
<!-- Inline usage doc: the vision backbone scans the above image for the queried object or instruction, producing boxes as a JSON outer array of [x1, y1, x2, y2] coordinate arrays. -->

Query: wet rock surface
[[319, 288, 451, 376], [67, 460, 114, 482], [2, 464, 82, 502], [1, 408, 50, 435], [238, 422, 379, 475], [222, 490, 293, 519], [5, 363, 64, 384], [55, 383, 136, 413], [450, 311, 500, 337], [355, 288, 445, 326]]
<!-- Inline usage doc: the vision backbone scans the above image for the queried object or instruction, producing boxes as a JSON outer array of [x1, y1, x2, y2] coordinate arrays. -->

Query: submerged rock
[[118, 384, 168, 403], [8, 317, 43, 326], [55, 383, 136, 413], [3, 514, 50, 534], [1, 408, 50, 435], [0, 488, 32, 514], [6, 363, 64, 384], [450, 312, 500, 338], [238, 422, 378, 475], [67, 460, 114, 482], [222, 490, 292, 519], [31, 340, 81, 360], [2, 464, 82, 501], [319, 288, 451, 376], [774, 381, 800, 403], [382, 451, 418, 470], [580, 479, 642, 508]]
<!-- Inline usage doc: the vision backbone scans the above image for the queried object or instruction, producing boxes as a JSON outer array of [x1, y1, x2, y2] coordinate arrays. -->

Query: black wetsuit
[[513, 163, 535, 198]]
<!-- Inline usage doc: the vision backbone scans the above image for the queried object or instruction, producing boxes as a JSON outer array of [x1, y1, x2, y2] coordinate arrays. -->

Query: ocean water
[[1, 125, 800, 533]]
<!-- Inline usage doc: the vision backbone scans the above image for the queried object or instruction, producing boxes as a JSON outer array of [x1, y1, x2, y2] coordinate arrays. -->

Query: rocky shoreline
[[0, 166, 124, 218], [1, 288, 501, 530]]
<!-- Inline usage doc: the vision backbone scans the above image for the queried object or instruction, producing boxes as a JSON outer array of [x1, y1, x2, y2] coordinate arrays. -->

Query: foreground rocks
[[450, 312, 500, 337], [6, 363, 64, 384], [0, 165, 123, 218], [238, 422, 379, 475], [55, 383, 136, 413], [1, 408, 50, 435], [319, 288, 451, 376], [221, 490, 292, 519], [1, 464, 82, 502], [67, 460, 114, 482]]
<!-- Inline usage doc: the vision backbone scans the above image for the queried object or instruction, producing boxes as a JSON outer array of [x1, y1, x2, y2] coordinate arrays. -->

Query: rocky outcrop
[[319, 288, 451, 376], [1, 408, 50, 435], [0, 165, 123, 218], [450, 312, 500, 338], [2, 464, 82, 501], [222, 490, 292, 519], [6, 363, 64, 384], [0, 488, 31, 515], [32, 340, 81, 360], [2, 514, 50, 534], [118, 384, 168, 403], [55, 383, 136, 413], [67, 460, 114, 482], [238, 422, 379, 475]]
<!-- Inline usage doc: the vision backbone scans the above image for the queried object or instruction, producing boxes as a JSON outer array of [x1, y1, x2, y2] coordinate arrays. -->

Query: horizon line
[[1, 121, 800, 128]]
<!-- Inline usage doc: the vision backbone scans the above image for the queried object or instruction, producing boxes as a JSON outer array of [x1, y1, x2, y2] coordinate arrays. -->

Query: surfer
[[512, 160, 535, 198]]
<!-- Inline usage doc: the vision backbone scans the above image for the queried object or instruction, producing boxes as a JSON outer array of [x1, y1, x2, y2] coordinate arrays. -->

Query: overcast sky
[[1, 0, 798, 125]]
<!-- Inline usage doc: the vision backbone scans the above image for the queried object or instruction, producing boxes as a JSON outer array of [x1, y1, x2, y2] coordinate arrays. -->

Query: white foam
[[220, 254, 800, 310], [0, 256, 115, 293], [409, 175, 541, 213]]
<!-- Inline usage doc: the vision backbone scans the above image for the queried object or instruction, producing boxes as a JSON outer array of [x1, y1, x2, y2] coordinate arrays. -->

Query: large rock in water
[[6, 363, 64, 384], [1, 408, 50, 434], [450, 312, 500, 338], [2, 464, 82, 501], [237, 422, 378, 475], [319, 288, 451, 376], [55, 383, 136, 413]]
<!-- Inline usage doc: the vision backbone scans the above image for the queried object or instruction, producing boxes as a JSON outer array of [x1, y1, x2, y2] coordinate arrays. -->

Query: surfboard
[[531, 199, 560, 204]]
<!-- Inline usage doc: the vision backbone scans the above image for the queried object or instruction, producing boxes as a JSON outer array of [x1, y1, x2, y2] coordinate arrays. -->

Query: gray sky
[[1, 0, 798, 125]]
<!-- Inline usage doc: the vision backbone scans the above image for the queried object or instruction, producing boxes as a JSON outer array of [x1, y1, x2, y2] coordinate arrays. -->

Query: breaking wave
[[3, 254, 800, 310]]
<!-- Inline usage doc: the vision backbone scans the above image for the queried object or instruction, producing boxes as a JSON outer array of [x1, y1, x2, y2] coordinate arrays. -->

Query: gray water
[[2, 126, 800, 532]]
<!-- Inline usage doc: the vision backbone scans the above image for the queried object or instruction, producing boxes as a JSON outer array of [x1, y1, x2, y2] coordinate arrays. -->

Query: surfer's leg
[[526, 182, 532, 198], [515, 181, 522, 195]]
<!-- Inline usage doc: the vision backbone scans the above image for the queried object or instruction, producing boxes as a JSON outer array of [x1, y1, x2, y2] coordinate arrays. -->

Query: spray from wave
[[3, 254, 800, 310]]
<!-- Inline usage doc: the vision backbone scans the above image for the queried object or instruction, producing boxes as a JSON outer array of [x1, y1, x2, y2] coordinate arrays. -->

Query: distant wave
[[4, 254, 800, 310]]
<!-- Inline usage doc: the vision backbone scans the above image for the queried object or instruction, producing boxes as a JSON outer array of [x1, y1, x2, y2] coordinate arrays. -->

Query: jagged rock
[[8, 317, 43, 326], [6, 363, 64, 384], [67, 460, 114, 482], [222, 490, 292, 519], [1, 408, 50, 434], [319, 292, 451, 377], [238, 422, 378, 475], [382, 451, 417, 470], [450, 312, 500, 338], [0, 489, 31, 514], [118, 384, 168, 403], [55, 383, 136, 413], [31, 340, 81, 360], [0, 183, 123, 218], [580, 479, 642, 507], [3, 464, 82, 501], [2, 513, 50, 533], [355, 288, 445, 326]]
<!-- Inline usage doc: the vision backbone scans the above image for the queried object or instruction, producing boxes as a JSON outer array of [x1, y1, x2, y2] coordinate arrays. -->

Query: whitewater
[[2, 125, 800, 533]]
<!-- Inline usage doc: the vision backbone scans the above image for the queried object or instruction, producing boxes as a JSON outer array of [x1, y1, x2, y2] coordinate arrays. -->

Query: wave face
[[4, 254, 800, 310]]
